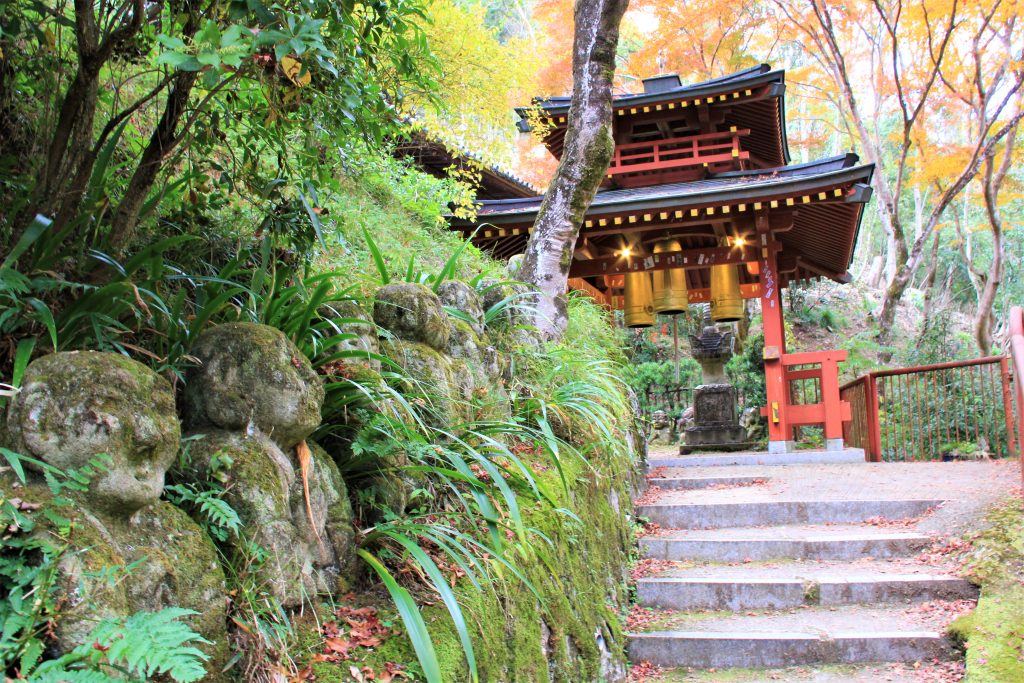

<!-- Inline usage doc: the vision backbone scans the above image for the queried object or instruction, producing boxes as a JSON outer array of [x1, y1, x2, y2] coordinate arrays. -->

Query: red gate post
[[1000, 357, 1018, 458], [864, 373, 882, 462], [756, 213, 791, 453]]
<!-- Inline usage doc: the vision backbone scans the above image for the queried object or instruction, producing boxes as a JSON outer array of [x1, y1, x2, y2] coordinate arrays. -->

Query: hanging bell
[[623, 270, 655, 328], [709, 263, 743, 322], [652, 239, 689, 314]]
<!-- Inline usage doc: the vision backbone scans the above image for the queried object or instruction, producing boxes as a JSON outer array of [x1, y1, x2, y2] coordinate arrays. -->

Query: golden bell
[[652, 239, 689, 314], [710, 264, 743, 322], [623, 270, 655, 328]]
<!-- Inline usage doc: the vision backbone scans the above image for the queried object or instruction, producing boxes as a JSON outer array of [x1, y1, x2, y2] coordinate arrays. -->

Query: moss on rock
[[182, 323, 324, 450], [185, 430, 356, 607], [0, 475, 230, 679], [5, 351, 180, 517], [373, 283, 452, 351], [437, 280, 485, 337]]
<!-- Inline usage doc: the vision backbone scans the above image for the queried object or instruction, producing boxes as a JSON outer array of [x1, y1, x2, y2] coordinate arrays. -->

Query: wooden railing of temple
[[606, 129, 751, 182], [1009, 306, 1024, 484], [840, 357, 1018, 463]]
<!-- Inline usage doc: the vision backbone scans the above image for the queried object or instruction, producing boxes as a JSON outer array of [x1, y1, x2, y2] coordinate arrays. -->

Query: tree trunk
[[517, 0, 630, 339], [108, 71, 198, 252], [920, 230, 941, 331]]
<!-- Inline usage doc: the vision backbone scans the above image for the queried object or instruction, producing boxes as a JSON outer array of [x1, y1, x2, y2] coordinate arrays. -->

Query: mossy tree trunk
[[517, 0, 629, 340]]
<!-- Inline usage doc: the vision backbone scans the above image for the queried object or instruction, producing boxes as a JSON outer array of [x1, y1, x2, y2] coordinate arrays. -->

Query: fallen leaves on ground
[[905, 599, 977, 630], [629, 558, 677, 580], [636, 486, 664, 506], [917, 536, 971, 569], [306, 600, 409, 681], [625, 605, 668, 632], [647, 466, 668, 479], [627, 660, 664, 682], [639, 520, 662, 536]]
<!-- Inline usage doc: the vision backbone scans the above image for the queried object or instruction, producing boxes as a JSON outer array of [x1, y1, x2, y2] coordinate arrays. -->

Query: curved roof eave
[[455, 160, 874, 224]]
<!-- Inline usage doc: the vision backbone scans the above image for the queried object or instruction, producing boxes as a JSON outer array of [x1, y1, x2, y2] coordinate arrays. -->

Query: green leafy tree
[[0, 0, 440, 257]]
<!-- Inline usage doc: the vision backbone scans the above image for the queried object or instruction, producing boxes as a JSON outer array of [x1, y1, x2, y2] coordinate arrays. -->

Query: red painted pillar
[[820, 356, 843, 442], [756, 217, 789, 452]]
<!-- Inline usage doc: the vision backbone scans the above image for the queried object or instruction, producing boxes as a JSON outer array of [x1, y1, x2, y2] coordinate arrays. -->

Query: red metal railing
[[841, 357, 1018, 462], [607, 129, 751, 177], [1009, 306, 1024, 483]]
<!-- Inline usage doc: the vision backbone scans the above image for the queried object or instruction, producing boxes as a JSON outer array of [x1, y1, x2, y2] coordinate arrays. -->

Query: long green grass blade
[[357, 550, 442, 683], [379, 530, 478, 682]]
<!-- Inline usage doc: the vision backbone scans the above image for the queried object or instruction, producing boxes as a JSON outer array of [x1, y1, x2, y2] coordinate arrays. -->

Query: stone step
[[640, 524, 933, 562], [646, 663, 946, 682], [646, 475, 769, 490], [638, 499, 943, 529], [636, 560, 977, 610], [648, 448, 865, 468], [627, 605, 955, 669]]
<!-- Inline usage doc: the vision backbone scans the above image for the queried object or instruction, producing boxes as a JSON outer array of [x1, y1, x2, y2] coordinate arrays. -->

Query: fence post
[[865, 374, 882, 462], [1000, 357, 1017, 458]]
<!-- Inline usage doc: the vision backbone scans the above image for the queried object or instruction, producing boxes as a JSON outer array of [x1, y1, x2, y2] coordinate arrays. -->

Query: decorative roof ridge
[[517, 65, 785, 114]]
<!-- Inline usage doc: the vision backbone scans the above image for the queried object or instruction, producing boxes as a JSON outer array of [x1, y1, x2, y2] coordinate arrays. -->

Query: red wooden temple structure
[[448, 65, 875, 455]]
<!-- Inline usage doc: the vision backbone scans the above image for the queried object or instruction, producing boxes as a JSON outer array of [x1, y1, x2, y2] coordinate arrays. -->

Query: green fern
[[164, 483, 241, 542], [30, 608, 210, 683]]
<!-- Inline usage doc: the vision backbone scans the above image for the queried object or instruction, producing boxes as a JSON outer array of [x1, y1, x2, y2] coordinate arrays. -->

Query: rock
[[1, 351, 229, 675], [381, 338, 458, 423], [373, 283, 452, 351], [120, 501, 229, 668], [506, 254, 524, 278], [437, 280, 485, 336], [186, 431, 356, 606], [446, 319, 484, 367], [319, 299, 381, 371], [477, 279, 527, 328], [5, 351, 180, 517], [182, 323, 324, 450]]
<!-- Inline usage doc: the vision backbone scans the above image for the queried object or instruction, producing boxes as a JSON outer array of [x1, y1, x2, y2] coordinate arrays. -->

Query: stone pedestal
[[681, 384, 754, 454]]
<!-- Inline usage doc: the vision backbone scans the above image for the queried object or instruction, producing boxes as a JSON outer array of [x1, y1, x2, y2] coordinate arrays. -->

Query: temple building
[[446, 65, 875, 456]]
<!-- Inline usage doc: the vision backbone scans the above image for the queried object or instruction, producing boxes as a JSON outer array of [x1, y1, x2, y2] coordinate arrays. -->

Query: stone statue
[[2, 351, 229, 670], [648, 409, 676, 445], [740, 406, 767, 442], [181, 322, 356, 608]]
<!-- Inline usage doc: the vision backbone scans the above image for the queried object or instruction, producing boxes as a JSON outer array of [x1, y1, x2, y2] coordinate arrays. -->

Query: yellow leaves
[[281, 56, 311, 87]]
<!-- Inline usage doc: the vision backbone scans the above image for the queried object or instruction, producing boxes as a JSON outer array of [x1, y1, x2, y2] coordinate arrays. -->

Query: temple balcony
[[605, 129, 752, 188]]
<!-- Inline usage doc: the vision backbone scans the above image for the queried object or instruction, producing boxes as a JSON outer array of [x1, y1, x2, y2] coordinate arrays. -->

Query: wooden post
[[865, 373, 883, 462], [819, 354, 843, 446], [756, 213, 790, 452], [673, 315, 681, 384], [1000, 357, 1017, 458]]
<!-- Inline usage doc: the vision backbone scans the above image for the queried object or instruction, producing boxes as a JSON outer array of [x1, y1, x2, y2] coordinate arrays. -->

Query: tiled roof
[[463, 154, 868, 221]]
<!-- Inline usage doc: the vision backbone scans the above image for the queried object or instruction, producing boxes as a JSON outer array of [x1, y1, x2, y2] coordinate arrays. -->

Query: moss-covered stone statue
[[1, 351, 229, 672], [181, 323, 356, 607]]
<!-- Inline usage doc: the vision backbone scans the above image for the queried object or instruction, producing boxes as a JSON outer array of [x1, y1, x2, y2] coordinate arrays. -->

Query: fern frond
[[33, 608, 210, 683]]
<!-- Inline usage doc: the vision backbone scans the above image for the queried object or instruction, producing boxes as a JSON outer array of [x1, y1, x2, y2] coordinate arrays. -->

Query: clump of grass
[[949, 496, 1024, 682]]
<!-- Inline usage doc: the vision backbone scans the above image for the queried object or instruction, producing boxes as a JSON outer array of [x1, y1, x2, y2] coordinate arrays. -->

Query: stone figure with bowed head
[[2, 351, 229, 671], [180, 322, 357, 608]]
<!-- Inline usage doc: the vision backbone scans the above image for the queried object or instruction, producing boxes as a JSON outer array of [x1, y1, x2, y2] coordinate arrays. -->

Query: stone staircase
[[628, 451, 979, 681]]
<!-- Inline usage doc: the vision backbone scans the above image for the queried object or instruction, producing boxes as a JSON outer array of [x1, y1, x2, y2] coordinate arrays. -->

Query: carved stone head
[[6, 351, 180, 516], [182, 323, 324, 449]]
